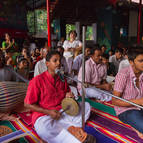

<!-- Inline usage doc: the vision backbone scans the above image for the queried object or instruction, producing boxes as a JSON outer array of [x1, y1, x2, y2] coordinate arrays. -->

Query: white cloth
[[63, 56, 73, 74], [61, 56, 69, 74], [51, 129, 81, 143], [72, 54, 83, 74], [118, 59, 130, 72], [57, 41, 64, 47], [34, 58, 47, 77], [34, 102, 91, 143], [80, 87, 112, 102], [106, 76, 115, 83], [63, 40, 82, 74], [29, 43, 36, 53], [69, 86, 78, 100], [63, 40, 82, 51]]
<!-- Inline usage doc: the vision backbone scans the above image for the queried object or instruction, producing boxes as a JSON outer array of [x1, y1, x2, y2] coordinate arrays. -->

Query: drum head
[[61, 98, 79, 116]]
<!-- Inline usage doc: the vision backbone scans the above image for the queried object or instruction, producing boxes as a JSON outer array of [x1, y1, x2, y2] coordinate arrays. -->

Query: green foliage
[[27, 10, 47, 34], [65, 24, 76, 40], [27, 11, 34, 33], [66, 24, 75, 34], [66, 24, 93, 40], [36, 10, 47, 33], [86, 26, 93, 40]]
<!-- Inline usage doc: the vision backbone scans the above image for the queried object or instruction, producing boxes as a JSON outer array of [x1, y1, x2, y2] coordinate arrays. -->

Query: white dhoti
[[63, 51, 73, 75], [69, 86, 79, 100], [80, 87, 112, 102], [34, 102, 91, 143]]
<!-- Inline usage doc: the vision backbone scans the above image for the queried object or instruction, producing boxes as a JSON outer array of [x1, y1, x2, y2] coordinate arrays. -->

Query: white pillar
[[92, 23, 97, 43], [75, 22, 80, 40]]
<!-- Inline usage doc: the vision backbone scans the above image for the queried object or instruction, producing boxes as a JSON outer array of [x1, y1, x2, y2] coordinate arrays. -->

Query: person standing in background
[[63, 30, 82, 75]]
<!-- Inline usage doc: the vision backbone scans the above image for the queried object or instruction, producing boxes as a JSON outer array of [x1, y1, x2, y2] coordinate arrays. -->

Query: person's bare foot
[[68, 126, 96, 143], [131, 127, 143, 139]]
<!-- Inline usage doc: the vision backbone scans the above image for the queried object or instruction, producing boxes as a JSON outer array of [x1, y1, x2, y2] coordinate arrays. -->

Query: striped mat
[[85, 125, 117, 143], [18, 99, 143, 143], [0, 112, 118, 143], [0, 119, 41, 143], [17, 112, 118, 143], [86, 99, 143, 143], [1, 98, 143, 143]]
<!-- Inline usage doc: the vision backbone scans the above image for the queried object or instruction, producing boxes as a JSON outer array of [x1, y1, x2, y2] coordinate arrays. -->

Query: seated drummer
[[77, 46, 112, 101], [112, 46, 143, 139], [24, 50, 95, 143]]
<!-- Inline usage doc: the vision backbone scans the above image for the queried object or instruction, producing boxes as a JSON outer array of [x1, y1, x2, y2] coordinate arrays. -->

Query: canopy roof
[[0, 0, 140, 25], [25, 0, 141, 24]]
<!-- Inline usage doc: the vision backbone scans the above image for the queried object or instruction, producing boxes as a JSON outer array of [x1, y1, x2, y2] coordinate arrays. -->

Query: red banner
[[0, 28, 27, 38]]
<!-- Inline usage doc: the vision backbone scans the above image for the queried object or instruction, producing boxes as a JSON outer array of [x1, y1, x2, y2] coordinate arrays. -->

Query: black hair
[[21, 47, 30, 56], [109, 49, 114, 53], [0, 52, 5, 66], [5, 33, 10, 37], [101, 44, 106, 49], [115, 48, 123, 54], [102, 53, 109, 59], [90, 44, 101, 55], [17, 55, 27, 64], [35, 47, 39, 51], [46, 50, 61, 61], [69, 30, 77, 37], [128, 45, 143, 61], [5, 49, 12, 54], [56, 46, 64, 56], [57, 46, 64, 51], [85, 43, 92, 50]]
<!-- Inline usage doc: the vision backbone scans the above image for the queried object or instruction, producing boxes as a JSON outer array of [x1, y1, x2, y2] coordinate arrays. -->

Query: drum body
[[0, 82, 28, 112]]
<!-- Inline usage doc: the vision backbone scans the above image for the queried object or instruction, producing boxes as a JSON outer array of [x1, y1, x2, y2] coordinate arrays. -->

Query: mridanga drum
[[0, 82, 28, 112]]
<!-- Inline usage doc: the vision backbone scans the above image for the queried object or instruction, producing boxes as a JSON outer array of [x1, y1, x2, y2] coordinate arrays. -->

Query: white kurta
[[34, 58, 47, 77]]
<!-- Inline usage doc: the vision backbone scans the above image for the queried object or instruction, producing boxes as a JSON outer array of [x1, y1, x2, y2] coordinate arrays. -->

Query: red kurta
[[24, 71, 70, 125]]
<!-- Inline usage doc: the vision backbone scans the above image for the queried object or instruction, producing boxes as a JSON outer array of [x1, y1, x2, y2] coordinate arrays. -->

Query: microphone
[[55, 68, 65, 82]]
